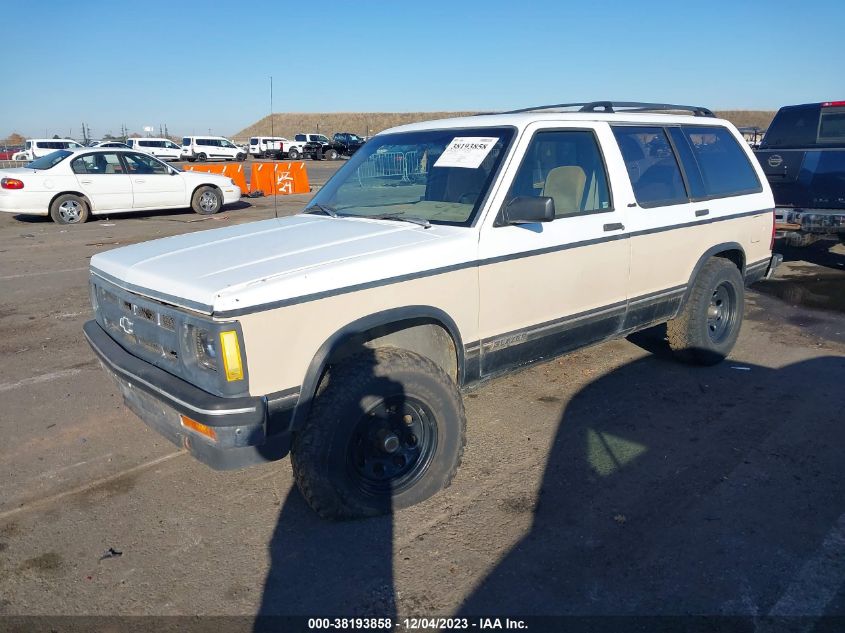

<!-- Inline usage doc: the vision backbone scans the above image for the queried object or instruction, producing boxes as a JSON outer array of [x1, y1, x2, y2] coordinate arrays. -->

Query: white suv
[[13, 138, 85, 161], [126, 138, 182, 161], [85, 102, 780, 519], [181, 136, 246, 162]]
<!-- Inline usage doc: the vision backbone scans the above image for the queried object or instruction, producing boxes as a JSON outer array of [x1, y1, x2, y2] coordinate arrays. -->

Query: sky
[[4, 0, 843, 139]]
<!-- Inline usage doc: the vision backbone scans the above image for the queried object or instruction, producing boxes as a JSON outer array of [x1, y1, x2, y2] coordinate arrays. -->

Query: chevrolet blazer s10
[[84, 102, 780, 519]]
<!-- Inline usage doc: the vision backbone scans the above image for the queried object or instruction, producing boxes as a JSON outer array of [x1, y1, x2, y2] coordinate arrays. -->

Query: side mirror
[[499, 196, 555, 226]]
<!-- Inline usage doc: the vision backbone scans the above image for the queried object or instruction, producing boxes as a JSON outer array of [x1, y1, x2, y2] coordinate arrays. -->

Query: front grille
[[90, 274, 248, 398], [95, 281, 181, 368]]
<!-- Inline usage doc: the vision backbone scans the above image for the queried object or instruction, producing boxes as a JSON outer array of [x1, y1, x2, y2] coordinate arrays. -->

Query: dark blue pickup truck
[[755, 101, 845, 246]]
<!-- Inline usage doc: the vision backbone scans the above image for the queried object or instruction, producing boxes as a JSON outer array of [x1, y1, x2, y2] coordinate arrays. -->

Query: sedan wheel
[[50, 194, 89, 225], [191, 186, 222, 215]]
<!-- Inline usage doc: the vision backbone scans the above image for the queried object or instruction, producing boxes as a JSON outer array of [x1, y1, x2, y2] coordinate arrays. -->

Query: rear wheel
[[326, 149, 339, 161], [196, 152, 207, 162], [191, 186, 222, 215], [667, 258, 744, 365], [291, 348, 466, 519], [236, 153, 245, 162], [288, 148, 300, 160], [50, 194, 89, 225]]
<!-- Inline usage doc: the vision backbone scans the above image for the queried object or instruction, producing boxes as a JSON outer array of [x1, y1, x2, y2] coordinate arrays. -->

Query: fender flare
[[290, 305, 465, 431], [680, 242, 746, 306]]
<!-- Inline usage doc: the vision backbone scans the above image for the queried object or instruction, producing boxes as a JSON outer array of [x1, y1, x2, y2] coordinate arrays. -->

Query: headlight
[[191, 327, 243, 382], [194, 328, 218, 371]]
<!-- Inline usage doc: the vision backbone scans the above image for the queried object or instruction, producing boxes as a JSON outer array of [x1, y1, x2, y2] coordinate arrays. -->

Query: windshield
[[28, 150, 72, 170], [307, 127, 514, 226]]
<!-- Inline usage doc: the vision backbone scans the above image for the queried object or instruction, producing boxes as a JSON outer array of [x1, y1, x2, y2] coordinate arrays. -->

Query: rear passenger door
[[477, 124, 629, 377], [71, 152, 133, 211], [613, 124, 767, 330]]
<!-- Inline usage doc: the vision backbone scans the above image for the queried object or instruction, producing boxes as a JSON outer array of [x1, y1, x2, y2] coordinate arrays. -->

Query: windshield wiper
[[371, 213, 431, 228], [304, 203, 338, 218]]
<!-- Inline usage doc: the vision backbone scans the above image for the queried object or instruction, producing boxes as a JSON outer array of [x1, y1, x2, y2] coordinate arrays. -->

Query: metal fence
[[356, 150, 427, 185]]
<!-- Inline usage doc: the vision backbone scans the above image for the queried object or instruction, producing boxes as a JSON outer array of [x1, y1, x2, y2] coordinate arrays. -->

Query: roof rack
[[500, 101, 715, 117]]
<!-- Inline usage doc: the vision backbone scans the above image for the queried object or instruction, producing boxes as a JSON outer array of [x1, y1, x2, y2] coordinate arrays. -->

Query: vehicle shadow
[[776, 239, 845, 272], [255, 346, 402, 629], [458, 352, 845, 618]]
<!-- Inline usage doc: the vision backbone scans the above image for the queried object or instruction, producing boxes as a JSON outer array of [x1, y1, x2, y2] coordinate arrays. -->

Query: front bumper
[[84, 320, 295, 470]]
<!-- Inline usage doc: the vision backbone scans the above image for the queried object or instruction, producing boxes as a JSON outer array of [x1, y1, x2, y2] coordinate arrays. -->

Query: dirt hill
[[234, 110, 776, 141]]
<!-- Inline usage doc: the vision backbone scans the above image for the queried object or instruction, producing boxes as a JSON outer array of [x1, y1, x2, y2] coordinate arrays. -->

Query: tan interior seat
[[542, 166, 587, 215]]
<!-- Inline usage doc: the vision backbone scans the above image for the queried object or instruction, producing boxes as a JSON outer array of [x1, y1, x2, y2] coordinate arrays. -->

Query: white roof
[[382, 111, 730, 135]]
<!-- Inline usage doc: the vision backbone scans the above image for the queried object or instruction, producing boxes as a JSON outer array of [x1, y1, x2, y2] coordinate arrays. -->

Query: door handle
[[80, 179, 93, 184], [603, 223, 625, 232], [134, 179, 145, 183], [695, 208, 710, 217]]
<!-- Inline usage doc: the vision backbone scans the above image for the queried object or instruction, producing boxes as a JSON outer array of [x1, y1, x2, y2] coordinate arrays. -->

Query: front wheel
[[291, 348, 466, 520], [196, 152, 207, 162], [50, 194, 89, 225], [288, 148, 300, 160], [326, 149, 339, 160], [236, 153, 246, 162], [191, 186, 222, 215], [667, 257, 744, 365]]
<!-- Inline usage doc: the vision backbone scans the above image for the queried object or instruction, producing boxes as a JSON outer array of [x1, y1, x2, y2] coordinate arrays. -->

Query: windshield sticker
[[433, 137, 498, 169]]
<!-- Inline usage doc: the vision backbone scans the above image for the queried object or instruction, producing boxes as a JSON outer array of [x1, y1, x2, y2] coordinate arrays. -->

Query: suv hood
[[90, 215, 475, 316]]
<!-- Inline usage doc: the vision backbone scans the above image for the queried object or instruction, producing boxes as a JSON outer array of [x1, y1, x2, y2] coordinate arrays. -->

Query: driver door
[[477, 124, 630, 377], [122, 152, 185, 208]]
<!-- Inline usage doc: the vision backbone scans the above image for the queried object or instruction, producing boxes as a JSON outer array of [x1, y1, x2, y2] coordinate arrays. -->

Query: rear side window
[[680, 126, 761, 197], [71, 152, 123, 174], [612, 126, 687, 207], [818, 107, 845, 143], [762, 104, 820, 148]]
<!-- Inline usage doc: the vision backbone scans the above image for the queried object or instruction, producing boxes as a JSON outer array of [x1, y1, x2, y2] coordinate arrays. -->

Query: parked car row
[[247, 132, 366, 161]]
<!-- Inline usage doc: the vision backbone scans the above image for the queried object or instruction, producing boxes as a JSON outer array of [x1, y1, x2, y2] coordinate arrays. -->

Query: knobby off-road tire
[[50, 194, 89, 225], [291, 347, 466, 520], [191, 186, 222, 215], [667, 257, 744, 365]]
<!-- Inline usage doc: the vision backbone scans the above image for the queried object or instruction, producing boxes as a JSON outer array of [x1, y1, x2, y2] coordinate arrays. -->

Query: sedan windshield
[[308, 127, 514, 226], [28, 150, 72, 170]]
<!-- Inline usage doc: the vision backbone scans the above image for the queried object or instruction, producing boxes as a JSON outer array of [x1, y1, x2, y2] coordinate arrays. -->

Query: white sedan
[[0, 149, 241, 224]]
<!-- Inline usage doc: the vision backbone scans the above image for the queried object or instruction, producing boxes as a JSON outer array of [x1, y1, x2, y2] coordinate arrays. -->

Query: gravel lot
[[0, 172, 843, 627]]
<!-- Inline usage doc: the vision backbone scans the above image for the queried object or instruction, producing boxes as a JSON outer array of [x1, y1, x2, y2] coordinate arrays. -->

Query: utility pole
[[165, 124, 169, 139], [159, 124, 163, 137], [270, 75, 274, 137]]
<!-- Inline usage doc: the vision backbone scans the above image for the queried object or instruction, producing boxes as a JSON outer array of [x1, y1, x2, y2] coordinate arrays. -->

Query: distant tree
[[102, 132, 116, 141], [129, 132, 141, 138], [6, 132, 25, 145], [52, 134, 60, 139]]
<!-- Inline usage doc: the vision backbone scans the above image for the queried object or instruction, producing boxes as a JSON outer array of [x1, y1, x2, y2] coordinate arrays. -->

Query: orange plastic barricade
[[251, 161, 310, 195], [182, 163, 227, 175], [219, 163, 248, 194]]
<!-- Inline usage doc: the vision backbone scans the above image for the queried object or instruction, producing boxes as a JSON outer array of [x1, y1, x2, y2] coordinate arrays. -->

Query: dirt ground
[[0, 179, 843, 630]]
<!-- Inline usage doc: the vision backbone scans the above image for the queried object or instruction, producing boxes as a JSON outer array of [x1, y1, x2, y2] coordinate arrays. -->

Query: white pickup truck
[[248, 136, 305, 160]]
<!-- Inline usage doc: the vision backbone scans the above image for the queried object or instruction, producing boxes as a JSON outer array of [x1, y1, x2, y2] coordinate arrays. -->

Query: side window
[[613, 126, 687, 207], [295, 135, 305, 142], [818, 107, 845, 144], [667, 128, 706, 199], [182, 137, 191, 146], [71, 153, 123, 175], [123, 152, 169, 175], [681, 126, 761, 197], [505, 130, 611, 217]]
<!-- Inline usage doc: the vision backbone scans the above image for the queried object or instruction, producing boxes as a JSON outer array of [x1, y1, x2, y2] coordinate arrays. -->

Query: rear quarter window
[[681, 126, 761, 197]]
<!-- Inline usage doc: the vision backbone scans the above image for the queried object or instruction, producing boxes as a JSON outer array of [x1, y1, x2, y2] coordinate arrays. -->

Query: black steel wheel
[[348, 396, 438, 496], [291, 347, 466, 520], [667, 257, 744, 365]]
